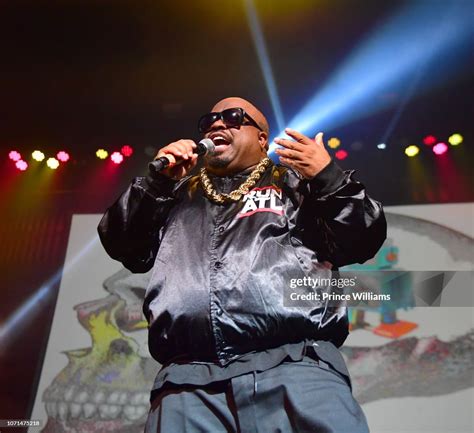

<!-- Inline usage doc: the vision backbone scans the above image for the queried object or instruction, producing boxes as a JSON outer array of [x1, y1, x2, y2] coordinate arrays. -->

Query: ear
[[258, 131, 269, 151]]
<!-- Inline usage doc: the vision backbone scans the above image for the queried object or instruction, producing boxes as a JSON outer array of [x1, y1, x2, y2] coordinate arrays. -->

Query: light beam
[[270, 1, 473, 151], [244, 0, 285, 133]]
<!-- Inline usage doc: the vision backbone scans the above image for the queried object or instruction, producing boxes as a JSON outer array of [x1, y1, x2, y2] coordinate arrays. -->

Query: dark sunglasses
[[198, 107, 263, 134]]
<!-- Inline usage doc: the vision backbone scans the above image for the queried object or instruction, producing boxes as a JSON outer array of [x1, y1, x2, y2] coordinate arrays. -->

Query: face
[[202, 97, 268, 175]]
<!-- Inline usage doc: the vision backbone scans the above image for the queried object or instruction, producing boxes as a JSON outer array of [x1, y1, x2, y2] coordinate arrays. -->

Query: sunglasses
[[198, 107, 263, 134]]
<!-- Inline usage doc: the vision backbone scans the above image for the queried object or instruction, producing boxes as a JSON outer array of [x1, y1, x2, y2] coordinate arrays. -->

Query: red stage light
[[15, 160, 28, 171], [57, 151, 70, 162], [121, 145, 134, 157], [433, 142, 448, 155], [111, 152, 124, 164], [335, 150, 348, 160], [9, 150, 22, 161], [423, 135, 436, 146]]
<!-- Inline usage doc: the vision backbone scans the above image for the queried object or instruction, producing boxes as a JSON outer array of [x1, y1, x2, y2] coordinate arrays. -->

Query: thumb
[[315, 132, 324, 146]]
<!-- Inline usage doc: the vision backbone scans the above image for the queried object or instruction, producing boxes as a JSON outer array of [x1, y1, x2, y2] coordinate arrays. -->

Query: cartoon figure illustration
[[345, 238, 418, 338]]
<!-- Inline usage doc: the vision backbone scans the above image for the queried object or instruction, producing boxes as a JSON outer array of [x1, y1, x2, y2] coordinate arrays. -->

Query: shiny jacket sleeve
[[298, 160, 387, 267], [97, 174, 178, 273]]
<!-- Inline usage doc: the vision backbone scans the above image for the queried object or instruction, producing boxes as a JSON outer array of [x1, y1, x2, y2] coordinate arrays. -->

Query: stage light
[[405, 145, 419, 157], [0, 235, 99, 349], [121, 145, 134, 157], [244, 0, 285, 132], [96, 149, 108, 159], [335, 150, 348, 160], [46, 157, 60, 169], [269, 1, 472, 151], [9, 151, 22, 161], [56, 151, 70, 162], [423, 135, 437, 145], [377, 143, 387, 150], [433, 142, 448, 155], [15, 160, 28, 171], [328, 137, 341, 149], [448, 133, 463, 146], [32, 150, 45, 162], [111, 152, 124, 164]]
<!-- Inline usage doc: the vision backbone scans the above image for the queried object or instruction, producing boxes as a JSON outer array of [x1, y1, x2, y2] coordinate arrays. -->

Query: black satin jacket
[[97, 160, 386, 366]]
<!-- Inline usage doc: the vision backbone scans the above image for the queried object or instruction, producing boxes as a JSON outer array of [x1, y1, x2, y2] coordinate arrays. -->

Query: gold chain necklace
[[199, 157, 271, 204]]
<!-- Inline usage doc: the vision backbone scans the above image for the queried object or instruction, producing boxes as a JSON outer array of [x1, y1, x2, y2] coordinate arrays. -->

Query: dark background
[[0, 0, 472, 423]]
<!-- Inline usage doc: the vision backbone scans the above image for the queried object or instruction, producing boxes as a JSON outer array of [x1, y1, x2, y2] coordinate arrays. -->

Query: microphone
[[148, 138, 215, 176]]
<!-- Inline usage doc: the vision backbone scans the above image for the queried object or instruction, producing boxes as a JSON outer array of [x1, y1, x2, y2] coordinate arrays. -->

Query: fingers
[[274, 137, 306, 152], [274, 130, 324, 148], [179, 154, 199, 178], [153, 139, 199, 180], [156, 139, 197, 165], [172, 163, 194, 180], [274, 147, 305, 161], [160, 153, 177, 166], [182, 154, 199, 171], [273, 129, 329, 179], [163, 140, 195, 159], [274, 129, 325, 161], [283, 128, 314, 145]]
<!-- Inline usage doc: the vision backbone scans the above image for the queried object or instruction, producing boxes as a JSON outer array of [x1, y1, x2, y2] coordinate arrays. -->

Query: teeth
[[213, 136, 228, 143], [123, 405, 147, 421], [109, 405, 121, 417], [94, 390, 106, 404], [64, 386, 75, 402], [130, 392, 149, 405], [98, 404, 109, 419], [74, 390, 88, 404], [58, 402, 68, 420], [118, 392, 128, 405], [70, 403, 82, 418], [108, 391, 120, 404], [46, 402, 57, 417], [140, 393, 149, 405], [99, 404, 121, 419], [44, 390, 150, 422], [83, 403, 96, 418]]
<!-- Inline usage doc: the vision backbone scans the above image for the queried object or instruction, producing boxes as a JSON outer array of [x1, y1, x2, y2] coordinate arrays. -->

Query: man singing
[[98, 97, 386, 432]]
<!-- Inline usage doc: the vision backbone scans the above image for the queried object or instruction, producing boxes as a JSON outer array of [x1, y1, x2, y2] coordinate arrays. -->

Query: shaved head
[[212, 97, 269, 137], [202, 96, 270, 175]]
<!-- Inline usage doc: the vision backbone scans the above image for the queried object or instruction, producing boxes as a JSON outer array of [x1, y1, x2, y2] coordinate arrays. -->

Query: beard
[[205, 154, 232, 168]]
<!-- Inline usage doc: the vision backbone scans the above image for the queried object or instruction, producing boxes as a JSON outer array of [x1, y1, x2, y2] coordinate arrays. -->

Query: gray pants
[[145, 356, 369, 433]]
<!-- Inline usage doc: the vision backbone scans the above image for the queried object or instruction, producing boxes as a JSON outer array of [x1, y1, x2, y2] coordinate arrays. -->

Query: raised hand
[[274, 128, 331, 179]]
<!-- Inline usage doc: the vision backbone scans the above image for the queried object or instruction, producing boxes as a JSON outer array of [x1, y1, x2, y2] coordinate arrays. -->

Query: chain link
[[199, 158, 271, 204]]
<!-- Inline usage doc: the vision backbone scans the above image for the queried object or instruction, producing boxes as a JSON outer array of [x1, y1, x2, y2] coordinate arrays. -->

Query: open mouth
[[210, 134, 231, 151]]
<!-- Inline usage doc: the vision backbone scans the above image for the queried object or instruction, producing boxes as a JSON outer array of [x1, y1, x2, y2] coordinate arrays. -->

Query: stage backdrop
[[30, 203, 473, 433]]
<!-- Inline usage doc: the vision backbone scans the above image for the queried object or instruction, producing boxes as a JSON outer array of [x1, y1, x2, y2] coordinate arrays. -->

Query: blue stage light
[[269, 1, 473, 153], [244, 0, 285, 133]]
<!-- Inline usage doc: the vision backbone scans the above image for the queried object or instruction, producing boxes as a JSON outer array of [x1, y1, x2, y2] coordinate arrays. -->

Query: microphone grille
[[200, 138, 216, 154]]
